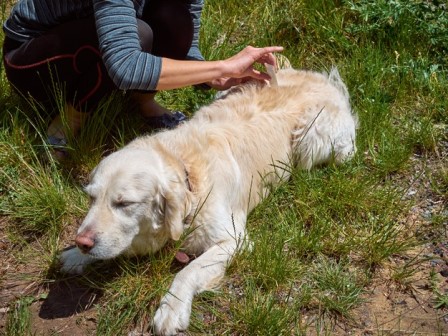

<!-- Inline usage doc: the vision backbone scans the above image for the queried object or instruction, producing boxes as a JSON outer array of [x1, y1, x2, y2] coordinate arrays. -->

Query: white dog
[[60, 67, 357, 335]]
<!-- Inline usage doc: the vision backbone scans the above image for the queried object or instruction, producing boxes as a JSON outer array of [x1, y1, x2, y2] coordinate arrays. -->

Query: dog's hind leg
[[291, 71, 357, 170], [291, 109, 357, 170]]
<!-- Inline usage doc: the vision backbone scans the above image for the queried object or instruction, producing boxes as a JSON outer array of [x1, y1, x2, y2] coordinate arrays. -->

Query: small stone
[[406, 189, 417, 197], [440, 268, 448, 277], [431, 259, 445, 267]]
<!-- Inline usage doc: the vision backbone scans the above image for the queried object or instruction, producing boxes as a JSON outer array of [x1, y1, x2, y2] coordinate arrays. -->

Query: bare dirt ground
[[1, 150, 447, 335]]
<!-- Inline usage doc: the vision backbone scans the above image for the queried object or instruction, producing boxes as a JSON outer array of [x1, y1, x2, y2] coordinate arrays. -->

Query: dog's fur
[[60, 67, 357, 335]]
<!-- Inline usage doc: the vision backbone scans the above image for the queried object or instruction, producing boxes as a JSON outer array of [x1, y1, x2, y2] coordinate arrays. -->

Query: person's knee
[[137, 19, 154, 53], [155, 1, 187, 23], [144, 0, 193, 36]]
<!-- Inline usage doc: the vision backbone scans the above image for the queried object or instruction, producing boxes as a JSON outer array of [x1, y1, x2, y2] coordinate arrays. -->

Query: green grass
[[4, 296, 33, 336], [1, 0, 448, 334]]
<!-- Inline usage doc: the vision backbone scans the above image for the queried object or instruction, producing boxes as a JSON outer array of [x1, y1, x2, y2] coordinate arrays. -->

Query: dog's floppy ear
[[162, 177, 191, 241]]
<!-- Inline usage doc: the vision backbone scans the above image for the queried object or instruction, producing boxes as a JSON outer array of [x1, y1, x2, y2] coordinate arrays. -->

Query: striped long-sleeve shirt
[[3, 0, 205, 91]]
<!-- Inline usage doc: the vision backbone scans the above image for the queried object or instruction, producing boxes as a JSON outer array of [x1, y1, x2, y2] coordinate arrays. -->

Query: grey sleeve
[[93, 0, 162, 91]]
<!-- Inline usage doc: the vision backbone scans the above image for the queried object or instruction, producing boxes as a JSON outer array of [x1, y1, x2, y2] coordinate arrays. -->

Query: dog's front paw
[[153, 293, 192, 335], [59, 247, 94, 274]]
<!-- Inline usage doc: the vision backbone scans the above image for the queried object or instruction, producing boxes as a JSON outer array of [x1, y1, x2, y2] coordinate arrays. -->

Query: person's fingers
[[255, 53, 276, 68], [261, 46, 284, 54], [247, 67, 270, 81], [253, 47, 282, 68], [225, 46, 283, 79], [265, 53, 278, 67], [248, 45, 283, 54], [244, 46, 282, 62]]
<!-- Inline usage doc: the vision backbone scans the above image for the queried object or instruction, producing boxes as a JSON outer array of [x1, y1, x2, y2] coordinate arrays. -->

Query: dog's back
[[149, 67, 357, 213], [190, 67, 357, 170]]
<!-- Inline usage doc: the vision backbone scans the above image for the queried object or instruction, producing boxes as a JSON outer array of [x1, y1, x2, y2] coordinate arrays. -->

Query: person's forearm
[[155, 58, 226, 91], [155, 46, 283, 91]]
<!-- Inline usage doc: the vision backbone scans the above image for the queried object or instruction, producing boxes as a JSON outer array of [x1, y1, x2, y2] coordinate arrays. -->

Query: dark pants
[[2, 0, 194, 113]]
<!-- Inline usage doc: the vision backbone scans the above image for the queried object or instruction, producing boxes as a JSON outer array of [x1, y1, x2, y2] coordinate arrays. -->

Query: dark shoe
[[47, 135, 69, 161], [144, 111, 187, 129]]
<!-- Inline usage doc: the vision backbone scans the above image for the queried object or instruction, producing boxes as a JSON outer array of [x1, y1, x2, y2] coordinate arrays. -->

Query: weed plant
[[1, 0, 447, 335]]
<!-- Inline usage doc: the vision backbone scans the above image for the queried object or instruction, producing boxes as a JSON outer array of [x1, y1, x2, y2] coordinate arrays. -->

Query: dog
[[60, 66, 357, 335]]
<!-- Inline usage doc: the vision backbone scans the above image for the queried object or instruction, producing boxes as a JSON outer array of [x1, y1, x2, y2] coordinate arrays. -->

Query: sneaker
[[144, 111, 187, 129], [47, 135, 69, 161]]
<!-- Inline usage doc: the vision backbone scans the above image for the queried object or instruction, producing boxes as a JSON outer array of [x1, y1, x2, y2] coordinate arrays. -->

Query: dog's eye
[[114, 201, 134, 208]]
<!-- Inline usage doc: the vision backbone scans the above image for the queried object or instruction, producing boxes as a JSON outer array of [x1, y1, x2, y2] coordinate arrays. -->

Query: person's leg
[[3, 18, 113, 111], [131, 19, 170, 118], [3, 1, 195, 134], [134, 0, 194, 123], [45, 102, 88, 160], [47, 103, 88, 140], [142, 0, 194, 59], [3, 18, 115, 144]]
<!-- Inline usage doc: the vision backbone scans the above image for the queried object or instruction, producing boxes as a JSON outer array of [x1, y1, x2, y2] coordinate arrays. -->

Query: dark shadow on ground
[[38, 278, 102, 319]]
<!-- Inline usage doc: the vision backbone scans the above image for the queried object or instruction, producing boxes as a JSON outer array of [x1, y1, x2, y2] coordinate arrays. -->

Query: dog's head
[[73, 145, 192, 260]]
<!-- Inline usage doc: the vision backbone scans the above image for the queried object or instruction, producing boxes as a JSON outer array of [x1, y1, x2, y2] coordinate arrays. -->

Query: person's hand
[[222, 45, 283, 82]]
